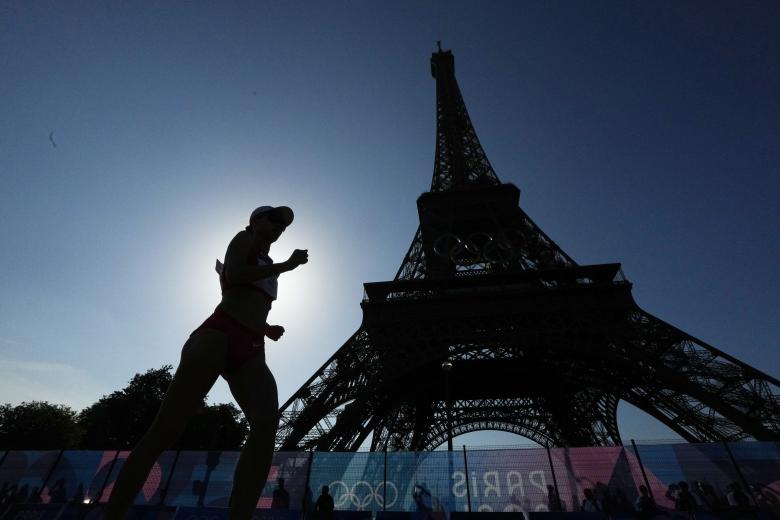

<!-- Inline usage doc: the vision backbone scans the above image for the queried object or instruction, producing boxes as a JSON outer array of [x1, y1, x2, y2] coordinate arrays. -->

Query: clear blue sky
[[1, 1, 778, 445]]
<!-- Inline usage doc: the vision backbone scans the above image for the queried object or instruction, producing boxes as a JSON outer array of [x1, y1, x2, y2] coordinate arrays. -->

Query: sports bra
[[216, 249, 278, 301]]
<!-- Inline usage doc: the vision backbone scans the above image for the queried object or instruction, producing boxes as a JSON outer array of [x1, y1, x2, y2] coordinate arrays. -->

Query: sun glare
[[170, 215, 335, 325], [270, 226, 331, 325]]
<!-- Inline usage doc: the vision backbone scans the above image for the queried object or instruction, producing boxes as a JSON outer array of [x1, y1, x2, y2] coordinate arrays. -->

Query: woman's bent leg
[[225, 356, 279, 520], [104, 330, 226, 520]]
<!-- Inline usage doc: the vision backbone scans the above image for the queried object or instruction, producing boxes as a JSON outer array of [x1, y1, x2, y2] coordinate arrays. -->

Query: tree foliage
[[79, 365, 177, 449], [0, 366, 248, 450], [78, 365, 248, 450], [0, 401, 81, 449], [177, 403, 248, 450]]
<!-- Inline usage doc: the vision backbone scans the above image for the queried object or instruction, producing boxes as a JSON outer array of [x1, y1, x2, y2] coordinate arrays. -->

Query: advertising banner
[[39, 450, 117, 504], [635, 442, 780, 514], [0, 443, 778, 514], [0, 451, 61, 500], [309, 451, 467, 513], [162, 451, 310, 509]]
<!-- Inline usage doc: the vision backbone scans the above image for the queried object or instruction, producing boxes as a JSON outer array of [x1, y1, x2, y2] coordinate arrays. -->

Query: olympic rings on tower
[[432, 230, 524, 266]]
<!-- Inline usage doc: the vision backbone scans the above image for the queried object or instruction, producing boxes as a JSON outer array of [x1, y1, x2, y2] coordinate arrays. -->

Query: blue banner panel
[[466, 448, 553, 514], [98, 450, 130, 503], [310, 451, 467, 513], [260, 451, 311, 510], [389, 451, 467, 513], [39, 450, 117, 504], [97, 450, 178, 505], [163, 451, 310, 509], [309, 452, 386, 513], [634, 442, 742, 512], [0, 451, 61, 498], [164, 451, 239, 507], [2, 503, 65, 520], [728, 442, 780, 514]]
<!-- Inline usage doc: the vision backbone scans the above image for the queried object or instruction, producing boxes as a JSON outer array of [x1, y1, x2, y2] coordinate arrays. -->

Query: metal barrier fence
[[0, 442, 778, 516]]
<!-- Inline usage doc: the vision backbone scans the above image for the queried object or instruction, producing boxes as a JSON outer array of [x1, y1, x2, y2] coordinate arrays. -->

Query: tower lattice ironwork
[[275, 47, 780, 450]]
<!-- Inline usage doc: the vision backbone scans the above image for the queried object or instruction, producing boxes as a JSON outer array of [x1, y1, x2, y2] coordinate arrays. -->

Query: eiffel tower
[[275, 45, 780, 450]]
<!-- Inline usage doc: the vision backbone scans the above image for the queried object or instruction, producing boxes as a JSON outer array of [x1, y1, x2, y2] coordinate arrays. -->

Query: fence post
[[37, 449, 65, 500], [383, 448, 388, 512], [158, 450, 181, 507], [462, 445, 471, 512], [302, 450, 315, 516], [94, 450, 121, 504], [630, 439, 654, 500], [545, 445, 563, 511], [722, 441, 758, 508]]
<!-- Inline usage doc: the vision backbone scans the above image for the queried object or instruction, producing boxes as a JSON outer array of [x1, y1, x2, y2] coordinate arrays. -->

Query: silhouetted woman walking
[[105, 206, 308, 520]]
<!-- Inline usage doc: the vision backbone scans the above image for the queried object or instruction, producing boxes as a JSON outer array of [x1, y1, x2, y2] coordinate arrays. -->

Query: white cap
[[249, 206, 294, 226]]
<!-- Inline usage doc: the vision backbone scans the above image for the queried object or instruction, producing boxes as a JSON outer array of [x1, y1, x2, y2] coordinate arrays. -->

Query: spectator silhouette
[[666, 483, 679, 503], [15, 484, 29, 504], [634, 484, 657, 517], [49, 478, 67, 503], [4, 483, 17, 501], [71, 483, 85, 504], [547, 484, 563, 511], [726, 482, 751, 511], [0, 483, 8, 510], [674, 481, 696, 518], [521, 497, 532, 520], [315, 485, 334, 519], [1, 484, 17, 515], [581, 488, 603, 512], [28, 487, 42, 503], [594, 482, 609, 505], [272, 478, 290, 509], [611, 488, 632, 514], [750, 483, 779, 512], [694, 481, 724, 512], [601, 487, 616, 515], [570, 493, 580, 513], [303, 485, 314, 516], [412, 482, 433, 512]]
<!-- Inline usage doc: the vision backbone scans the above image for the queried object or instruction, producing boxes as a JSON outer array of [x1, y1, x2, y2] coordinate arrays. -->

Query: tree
[[79, 365, 177, 449], [0, 401, 81, 449], [79, 365, 248, 450], [177, 403, 248, 450]]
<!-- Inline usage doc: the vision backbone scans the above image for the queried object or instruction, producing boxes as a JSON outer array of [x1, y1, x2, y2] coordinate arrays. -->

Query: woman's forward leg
[[225, 355, 279, 520], [104, 330, 226, 520]]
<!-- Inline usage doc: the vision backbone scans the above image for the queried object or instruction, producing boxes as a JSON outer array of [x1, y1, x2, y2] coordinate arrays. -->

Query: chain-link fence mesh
[[0, 443, 778, 515], [38, 450, 115, 504]]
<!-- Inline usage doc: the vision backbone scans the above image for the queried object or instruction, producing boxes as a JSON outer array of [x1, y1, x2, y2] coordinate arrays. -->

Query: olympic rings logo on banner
[[433, 229, 526, 266], [328, 480, 398, 510]]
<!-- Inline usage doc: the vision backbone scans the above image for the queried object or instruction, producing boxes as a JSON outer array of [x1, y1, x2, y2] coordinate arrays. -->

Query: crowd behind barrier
[[0, 442, 778, 520]]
